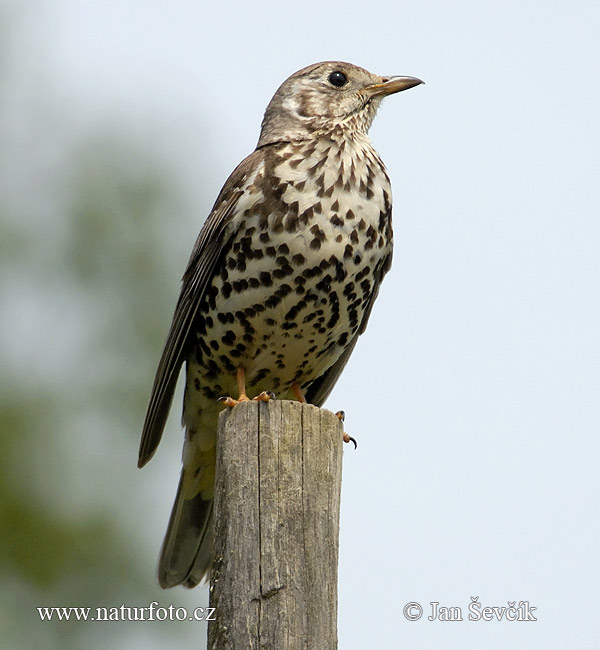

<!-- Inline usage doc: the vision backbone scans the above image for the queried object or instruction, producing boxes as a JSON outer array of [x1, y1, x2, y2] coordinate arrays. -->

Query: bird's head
[[257, 61, 422, 147]]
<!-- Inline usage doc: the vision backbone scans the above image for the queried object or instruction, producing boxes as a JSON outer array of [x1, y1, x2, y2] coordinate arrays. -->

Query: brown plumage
[[139, 61, 422, 588]]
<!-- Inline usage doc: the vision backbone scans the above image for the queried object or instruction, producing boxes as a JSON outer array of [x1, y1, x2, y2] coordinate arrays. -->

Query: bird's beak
[[364, 75, 424, 98]]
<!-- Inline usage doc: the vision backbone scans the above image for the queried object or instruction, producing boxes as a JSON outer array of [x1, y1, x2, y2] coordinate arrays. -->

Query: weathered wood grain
[[208, 400, 344, 650]]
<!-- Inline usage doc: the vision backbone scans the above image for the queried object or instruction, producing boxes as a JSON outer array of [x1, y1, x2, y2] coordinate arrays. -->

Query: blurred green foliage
[[0, 92, 209, 650]]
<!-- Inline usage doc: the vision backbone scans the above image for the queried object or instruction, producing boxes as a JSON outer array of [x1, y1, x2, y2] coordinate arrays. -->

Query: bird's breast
[[187, 136, 393, 405]]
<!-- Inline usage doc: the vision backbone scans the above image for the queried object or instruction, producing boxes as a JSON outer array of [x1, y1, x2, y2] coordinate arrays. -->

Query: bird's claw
[[253, 391, 276, 402], [335, 411, 356, 448], [343, 432, 358, 449], [218, 394, 250, 407]]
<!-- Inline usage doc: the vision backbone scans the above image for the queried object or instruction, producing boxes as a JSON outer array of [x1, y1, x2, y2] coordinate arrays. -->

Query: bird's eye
[[328, 71, 347, 87]]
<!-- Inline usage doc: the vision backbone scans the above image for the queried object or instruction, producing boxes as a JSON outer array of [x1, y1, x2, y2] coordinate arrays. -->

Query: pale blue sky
[[3, 0, 600, 648]]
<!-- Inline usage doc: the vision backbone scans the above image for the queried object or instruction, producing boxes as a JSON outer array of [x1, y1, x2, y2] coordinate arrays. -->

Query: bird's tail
[[158, 469, 213, 588]]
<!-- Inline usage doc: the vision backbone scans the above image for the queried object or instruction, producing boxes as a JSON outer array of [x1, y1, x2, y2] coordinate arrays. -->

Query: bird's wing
[[138, 149, 264, 467], [305, 249, 393, 407]]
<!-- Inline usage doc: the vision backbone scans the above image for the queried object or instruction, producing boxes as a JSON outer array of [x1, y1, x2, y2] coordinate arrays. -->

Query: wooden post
[[207, 400, 344, 650]]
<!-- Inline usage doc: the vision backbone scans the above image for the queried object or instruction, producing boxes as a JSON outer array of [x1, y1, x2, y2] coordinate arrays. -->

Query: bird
[[138, 61, 422, 588]]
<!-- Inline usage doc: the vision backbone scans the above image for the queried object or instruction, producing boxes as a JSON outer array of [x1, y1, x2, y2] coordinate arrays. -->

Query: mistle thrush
[[139, 61, 422, 588]]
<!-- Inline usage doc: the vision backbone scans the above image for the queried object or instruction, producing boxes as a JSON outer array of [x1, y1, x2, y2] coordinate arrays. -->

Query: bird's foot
[[218, 391, 275, 407], [253, 391, 276, 403], [218, 393, 251, 407], [336, 410, 357, 449]]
